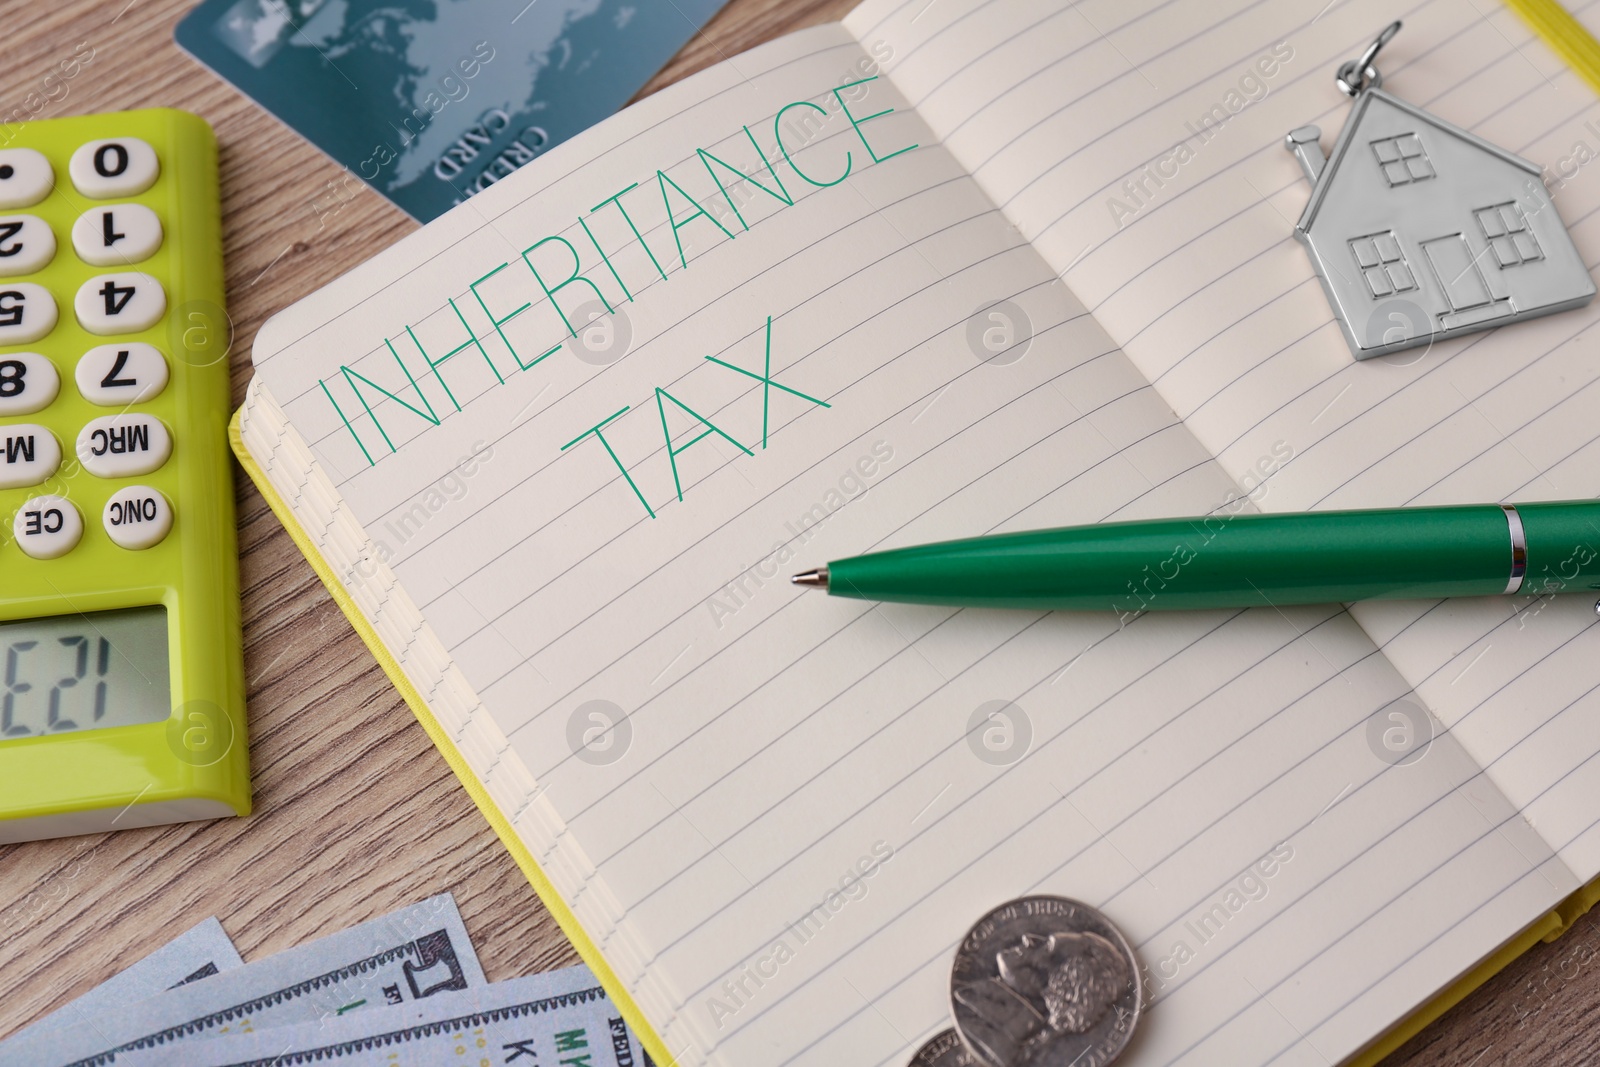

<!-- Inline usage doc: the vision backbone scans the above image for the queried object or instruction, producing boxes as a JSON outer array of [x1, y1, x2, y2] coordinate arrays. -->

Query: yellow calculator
[[0, 109, 247, 843]]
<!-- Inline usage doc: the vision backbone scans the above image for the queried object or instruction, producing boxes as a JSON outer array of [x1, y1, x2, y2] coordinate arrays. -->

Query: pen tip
[[791, 567, 829, 590]]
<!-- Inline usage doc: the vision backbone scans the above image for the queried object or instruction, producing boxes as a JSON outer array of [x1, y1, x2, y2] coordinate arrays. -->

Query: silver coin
[[950, 896, 1142, 1067], [909, 1028, 977, 1067]]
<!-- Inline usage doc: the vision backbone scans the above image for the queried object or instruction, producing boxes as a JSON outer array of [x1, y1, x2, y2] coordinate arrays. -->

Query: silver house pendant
[[1287, 22, 1594, 360]]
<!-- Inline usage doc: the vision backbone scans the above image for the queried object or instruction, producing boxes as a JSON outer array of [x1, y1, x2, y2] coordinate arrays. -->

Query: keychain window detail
[[1476, 201, 1544, 267], [1370, 133, 1434, 185], [1286, 21, 1594, 359], [1349, 230, 1418, 297]]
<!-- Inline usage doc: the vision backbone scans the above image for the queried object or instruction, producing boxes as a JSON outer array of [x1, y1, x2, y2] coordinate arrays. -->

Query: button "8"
[[0, 352, 59, 416]]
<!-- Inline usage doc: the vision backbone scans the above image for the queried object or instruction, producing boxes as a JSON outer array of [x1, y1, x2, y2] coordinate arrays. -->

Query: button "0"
[[103, 485, 172, 550], [13, 495, 81, 559], [69, 138, 159, 198]]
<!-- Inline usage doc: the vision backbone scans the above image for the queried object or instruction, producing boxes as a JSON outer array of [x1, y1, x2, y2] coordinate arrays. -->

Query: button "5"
[[0, 283, 58, 345]]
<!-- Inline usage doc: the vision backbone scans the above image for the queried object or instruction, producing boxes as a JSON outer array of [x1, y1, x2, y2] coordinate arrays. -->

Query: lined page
[[247, 16, 1568, 1067], [850, 0, 1600, 887]]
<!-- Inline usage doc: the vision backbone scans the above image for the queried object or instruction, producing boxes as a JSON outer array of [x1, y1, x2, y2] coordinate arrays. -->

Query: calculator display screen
[[0, 607, 170, 738]]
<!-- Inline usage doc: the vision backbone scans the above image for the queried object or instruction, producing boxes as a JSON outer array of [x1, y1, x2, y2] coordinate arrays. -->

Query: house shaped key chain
[[1286, 22, 1594, 359]]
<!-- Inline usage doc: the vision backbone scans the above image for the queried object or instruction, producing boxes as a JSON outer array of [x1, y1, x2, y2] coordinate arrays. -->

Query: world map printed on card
[[176, 0, 730, 221]]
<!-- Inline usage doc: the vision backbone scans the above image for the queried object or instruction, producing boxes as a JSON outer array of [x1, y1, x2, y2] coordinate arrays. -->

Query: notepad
[[234, 1, 1600, 1063]]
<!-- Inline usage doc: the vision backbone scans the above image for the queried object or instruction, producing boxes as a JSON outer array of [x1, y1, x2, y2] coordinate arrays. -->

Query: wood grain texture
[[0, 2, 1591, 1064]]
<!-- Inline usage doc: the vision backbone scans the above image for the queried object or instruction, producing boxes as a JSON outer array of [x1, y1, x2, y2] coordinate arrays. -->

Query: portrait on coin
[[953, 929, 1132, 1064]]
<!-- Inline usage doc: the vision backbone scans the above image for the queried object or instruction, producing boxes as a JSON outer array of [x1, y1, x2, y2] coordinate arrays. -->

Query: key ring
[[1336, 21, 1401, 96]]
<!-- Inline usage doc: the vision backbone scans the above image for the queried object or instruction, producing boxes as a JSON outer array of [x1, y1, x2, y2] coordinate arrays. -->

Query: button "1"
[[71, 203, 163, 267]]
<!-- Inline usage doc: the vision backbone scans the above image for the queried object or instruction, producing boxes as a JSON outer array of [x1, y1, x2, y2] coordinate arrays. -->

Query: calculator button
[[0, 424, 61, 489], [13, 495, 81, 559], [75, 413, 171, 478], [71, 203, 163, 267], [75, 342, 168, 405], [103, 486, 172, 550], [0, 215, 56, 276], [0, 352, 59, 416], [74, 271, 165, 335], [0, 149, 53, 209], [68, 138, 159, 199], [0, 283, 58, 345]]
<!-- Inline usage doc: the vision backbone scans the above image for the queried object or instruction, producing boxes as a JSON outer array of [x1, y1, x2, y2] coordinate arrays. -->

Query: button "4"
[[75, 271, 165, 335]]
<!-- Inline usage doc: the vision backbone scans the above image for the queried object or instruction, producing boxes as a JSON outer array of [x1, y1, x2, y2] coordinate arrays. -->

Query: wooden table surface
[[0, 2, 1596, 1064]]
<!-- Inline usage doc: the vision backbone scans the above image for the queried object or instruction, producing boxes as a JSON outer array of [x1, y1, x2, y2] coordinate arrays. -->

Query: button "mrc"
[[75, 413, 171, 478]]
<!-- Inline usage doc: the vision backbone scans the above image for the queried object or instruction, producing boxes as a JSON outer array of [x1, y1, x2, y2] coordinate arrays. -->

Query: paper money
[[1, 918, 242, 1048], [0, 894, 485, 1067], [108, 968, 647, 1067]]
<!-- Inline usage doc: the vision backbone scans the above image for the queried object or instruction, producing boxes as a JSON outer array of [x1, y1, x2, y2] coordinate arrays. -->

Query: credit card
[[177, 0, 730, 221]]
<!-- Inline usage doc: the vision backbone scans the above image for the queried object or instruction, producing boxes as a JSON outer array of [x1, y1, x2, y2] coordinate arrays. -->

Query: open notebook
[[234, 0, 1600, 1063]]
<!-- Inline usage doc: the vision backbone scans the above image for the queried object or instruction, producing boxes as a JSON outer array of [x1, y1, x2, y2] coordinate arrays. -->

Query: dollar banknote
[[0, 894, 485, 1067], [1, 918, 242, 1049], [106, 968, 649, 1067]]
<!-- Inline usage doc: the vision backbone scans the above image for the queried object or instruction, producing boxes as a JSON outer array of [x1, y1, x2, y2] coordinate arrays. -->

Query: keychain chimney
[[1285, 126, 1324, 182]]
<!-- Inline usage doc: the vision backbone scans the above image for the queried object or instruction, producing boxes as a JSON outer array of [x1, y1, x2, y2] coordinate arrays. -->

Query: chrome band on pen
[[1502, 505, 1527, 595]]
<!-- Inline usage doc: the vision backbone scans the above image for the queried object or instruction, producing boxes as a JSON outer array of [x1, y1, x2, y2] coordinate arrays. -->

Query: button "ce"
[[13, 494, 82, 559]]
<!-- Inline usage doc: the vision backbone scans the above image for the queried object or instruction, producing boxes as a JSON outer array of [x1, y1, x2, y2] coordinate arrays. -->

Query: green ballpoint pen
[[790, 501, 1600, 613]]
